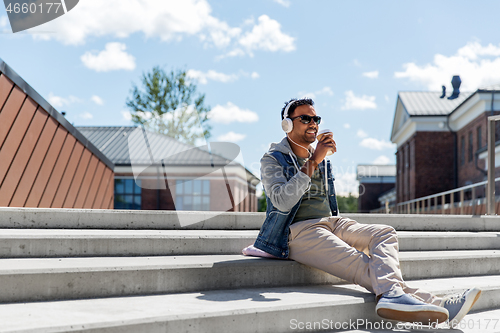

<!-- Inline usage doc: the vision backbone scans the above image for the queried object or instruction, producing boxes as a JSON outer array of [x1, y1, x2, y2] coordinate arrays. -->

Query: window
[[114, 179, 142, 209], [175, 179, 210, 211], [477, 126, 482, 150], [468, 131, 473, 162], [460, 136, 465, 166]]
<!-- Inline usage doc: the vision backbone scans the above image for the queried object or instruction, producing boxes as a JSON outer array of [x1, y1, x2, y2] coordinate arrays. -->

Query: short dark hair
[[281, 98, 314, 120]]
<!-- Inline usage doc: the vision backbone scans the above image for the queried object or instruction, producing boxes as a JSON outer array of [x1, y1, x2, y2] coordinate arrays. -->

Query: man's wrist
[[300, 159, 319, 176]]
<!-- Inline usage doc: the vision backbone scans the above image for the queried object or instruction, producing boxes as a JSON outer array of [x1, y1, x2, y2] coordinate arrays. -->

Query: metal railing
[[387, 115, 500, 215], [394, 177, 500, 214]]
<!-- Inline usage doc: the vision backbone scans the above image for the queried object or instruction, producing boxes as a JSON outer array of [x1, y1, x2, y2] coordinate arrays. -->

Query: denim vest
[[254, 151, 339, 259]]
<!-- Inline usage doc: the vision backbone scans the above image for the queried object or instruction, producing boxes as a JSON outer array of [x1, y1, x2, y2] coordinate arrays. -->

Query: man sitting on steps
[[244, 97, 481, 326]]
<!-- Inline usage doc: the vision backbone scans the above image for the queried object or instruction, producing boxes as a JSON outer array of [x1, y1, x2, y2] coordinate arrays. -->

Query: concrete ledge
[[0, 207, 264, 230], [0, 251, 499, 303], [1, 208, 500, 231], [0, 230, 499, 258], [0, 275, 498, 333], [343, 214, 500, 232]]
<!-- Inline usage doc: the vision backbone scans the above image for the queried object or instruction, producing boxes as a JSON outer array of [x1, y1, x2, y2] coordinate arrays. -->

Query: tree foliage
[[126, 66, 211, 145], [337, 193, 358, 213]]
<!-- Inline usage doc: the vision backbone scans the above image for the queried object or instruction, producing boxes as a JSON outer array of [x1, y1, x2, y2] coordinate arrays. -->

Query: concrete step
[[0, 229, 259, 258], [2, 207, 500, 231], [0, 275, 498, 333], [0, 250, 499, 303], [0, 229, 498, 258]]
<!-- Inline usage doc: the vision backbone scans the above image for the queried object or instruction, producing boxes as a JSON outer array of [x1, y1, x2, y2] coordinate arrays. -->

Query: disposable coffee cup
[[317, 129, 334, 156]]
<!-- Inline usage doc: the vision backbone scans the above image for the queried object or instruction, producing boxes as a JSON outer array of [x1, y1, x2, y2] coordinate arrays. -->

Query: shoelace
[[444, 291, 466, 305]]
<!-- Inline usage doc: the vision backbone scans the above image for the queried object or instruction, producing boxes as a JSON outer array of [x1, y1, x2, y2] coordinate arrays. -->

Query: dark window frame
[[468, 131, 473, 162], [477, 126, 482, 150], [460, 136, 465, 166], [114, 178, 142, 210]]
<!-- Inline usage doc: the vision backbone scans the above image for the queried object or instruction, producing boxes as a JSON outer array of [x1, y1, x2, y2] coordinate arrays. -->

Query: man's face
[[288, 104, 318, 145]]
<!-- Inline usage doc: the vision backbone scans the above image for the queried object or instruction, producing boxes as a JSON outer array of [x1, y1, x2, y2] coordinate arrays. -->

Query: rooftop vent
[[447, 75, 461, 100], [440, 85, 446, 99]]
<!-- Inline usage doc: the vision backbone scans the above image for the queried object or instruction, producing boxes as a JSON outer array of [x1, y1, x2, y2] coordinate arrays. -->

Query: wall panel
[[0, 75, 14, 109], [38, 134, 76, 207], [0, 108, 48, 206], [62, 149, 91, 208], [0, 97, 38, 184], [24, 128, 68, 207], [94, 167, 112, 209], [83, 161, 105, 208], [9, 116, 58, 207], [74, 156, 98, 208], [0, 86, 25, 147], [51, 141, 84, 208]]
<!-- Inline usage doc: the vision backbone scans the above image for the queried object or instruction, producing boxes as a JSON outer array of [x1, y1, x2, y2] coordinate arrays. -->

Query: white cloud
[[217, 131, 246, 142], [0, 16, 8, 28], [81, 42, 136, 72], [91, 95, 104, 105], [343, 123, 351, 129], [186, 69, 238, 84], [48, 93, 81, 108], [334, 172, 359, 197], [187, 69, 260, 84], [208, 102, 259, 124], [385, 95, 390, 102], [79, 112, 94, 120], [122, 111, 132, 121], [238, 15, 295, 56], [357, 129, 368, 138], [352, 59, 362, 67], [29, 1, 294, 59], [299, 86, 334, 99], [395, 41, 500, 91], [342, 90, 377, 110], [216, 48, 246, 60], [273, 0, 291, 7], [373, 155, 391, 165], [31, 0, 227, 45], [362, 70, 379, 79], [359, 138, 395, 150]]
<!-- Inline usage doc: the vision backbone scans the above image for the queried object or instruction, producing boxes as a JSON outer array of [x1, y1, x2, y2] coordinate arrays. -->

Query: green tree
[[126, 66, 211, 145], [337, 193, 358, 213], [258, 193, 267, 212]]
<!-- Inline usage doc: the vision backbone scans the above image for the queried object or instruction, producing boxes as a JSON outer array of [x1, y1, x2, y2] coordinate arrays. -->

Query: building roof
[[356, 164, 396, 179], [478, 83, 500, 92], [77, 126, 235, 166], [399, 91, 473, 116], [77, 126, 260, 184]]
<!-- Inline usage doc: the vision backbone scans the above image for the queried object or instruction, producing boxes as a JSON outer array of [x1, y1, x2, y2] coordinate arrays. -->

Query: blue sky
[[2, 0, 500, 195]]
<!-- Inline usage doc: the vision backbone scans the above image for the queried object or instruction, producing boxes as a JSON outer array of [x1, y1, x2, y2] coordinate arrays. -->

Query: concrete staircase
[[0, 208, 499, 332]]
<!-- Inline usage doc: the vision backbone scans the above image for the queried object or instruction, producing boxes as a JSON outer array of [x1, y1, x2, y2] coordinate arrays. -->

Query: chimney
[[447, 75, 461, 100], [440, 85, 446, 98]]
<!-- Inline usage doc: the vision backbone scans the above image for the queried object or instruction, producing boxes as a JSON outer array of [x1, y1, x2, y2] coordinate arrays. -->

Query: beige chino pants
[[288, 216, 441, 305]]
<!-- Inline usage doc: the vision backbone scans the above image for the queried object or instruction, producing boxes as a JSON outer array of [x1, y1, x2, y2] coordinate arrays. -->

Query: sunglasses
[[290, 115, 322, 125]]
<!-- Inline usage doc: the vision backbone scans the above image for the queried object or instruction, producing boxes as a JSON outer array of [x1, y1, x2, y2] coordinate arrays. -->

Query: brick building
[[0, 57, 114, 209], [78, 127, 260, 212], [391, 82, 500, 205], [356, 164, 396, 213]]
